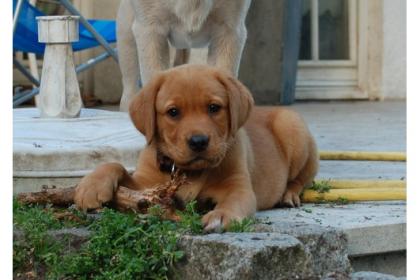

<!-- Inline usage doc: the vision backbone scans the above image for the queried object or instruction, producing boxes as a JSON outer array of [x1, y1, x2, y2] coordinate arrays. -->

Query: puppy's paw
[[74, 175, 115, 211], [202, 209, 240, 232], [281, 189, 302, 208]]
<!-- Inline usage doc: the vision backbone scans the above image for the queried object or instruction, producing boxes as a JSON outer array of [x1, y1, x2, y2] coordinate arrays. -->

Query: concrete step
[[255, 201, 406, 277], [256, 201, 406, 257], [351, 271, 406, 280]]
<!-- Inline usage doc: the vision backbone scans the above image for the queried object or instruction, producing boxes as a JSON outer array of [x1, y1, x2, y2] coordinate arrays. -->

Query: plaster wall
[[381, 0, 406, 99]]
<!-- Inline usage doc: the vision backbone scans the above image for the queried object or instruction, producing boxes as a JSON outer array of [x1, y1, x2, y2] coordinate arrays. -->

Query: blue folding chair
[[13, 0, 118, 107]]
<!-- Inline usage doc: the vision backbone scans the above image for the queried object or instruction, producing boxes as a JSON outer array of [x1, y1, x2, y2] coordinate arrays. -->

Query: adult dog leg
[[173, 49, 191, 66], [117, 0, 140, 111], [132, 20, 170, 84], [207, 24, 247, 76]]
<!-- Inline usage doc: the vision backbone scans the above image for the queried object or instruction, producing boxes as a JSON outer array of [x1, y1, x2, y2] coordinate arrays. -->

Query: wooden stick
[[16, 186, 178, 217], [16, 171, 187, 220], [16, 186, 76, 206]]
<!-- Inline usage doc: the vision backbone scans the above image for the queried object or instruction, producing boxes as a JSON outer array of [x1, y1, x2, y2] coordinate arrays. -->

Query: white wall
[[381, 0, 406, 99]]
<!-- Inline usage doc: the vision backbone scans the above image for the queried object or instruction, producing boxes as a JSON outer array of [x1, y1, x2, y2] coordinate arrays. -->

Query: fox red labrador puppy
[[74, 65, 318, 231]]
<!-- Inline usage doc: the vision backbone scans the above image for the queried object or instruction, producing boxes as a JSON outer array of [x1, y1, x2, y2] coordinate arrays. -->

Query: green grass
[[176, 201, 204, 235], [13, 202, 59, 276], [13, 198, 92, 278], [308, 180, 332, 204], [335, 196, 350, 205], [307, 181, 353, 206], [309, 180, 332, 193], [13, 199, 256, 279], [53, 208, 186, 279], [226, 217, 257, 233]]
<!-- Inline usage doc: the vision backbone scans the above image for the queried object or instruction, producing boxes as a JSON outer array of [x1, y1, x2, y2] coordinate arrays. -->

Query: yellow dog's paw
[[202, 209, 242, 232], [74, 175, 115, 211]]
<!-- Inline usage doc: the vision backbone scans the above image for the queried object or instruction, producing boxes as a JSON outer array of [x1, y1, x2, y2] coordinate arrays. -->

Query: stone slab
[[256, 201, 406, 256], [175, 232, 316, 280], [13, 108, 146, 193]]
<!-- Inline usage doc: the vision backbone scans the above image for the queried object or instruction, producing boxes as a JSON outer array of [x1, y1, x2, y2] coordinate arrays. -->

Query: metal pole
[[13, 57, 41, 86], [279, 0, 302, 105], [13, 88, 40, 107], [58, 0, 119, 62], [13, 88, 36, 101], [310, 0, 319, 61], [75, 49, 114, 73], [13, 0, 24, 34]]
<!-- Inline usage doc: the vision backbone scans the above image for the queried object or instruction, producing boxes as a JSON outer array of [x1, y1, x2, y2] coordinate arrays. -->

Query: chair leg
[[13, 88, 40, 107], [13, 0, 24, 33], [75, 50, 115, 73], [13, 57, 40, 87]]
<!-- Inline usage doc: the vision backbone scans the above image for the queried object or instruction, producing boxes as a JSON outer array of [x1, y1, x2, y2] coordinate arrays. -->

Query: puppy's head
[[129, 65, 254, 170]]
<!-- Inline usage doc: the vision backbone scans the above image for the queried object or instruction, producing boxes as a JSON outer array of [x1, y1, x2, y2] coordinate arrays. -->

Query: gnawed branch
[[16, 171, 188, 221]]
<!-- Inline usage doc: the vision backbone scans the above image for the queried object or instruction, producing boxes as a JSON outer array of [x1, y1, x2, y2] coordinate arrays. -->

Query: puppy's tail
[[173, 49, 191, 66]]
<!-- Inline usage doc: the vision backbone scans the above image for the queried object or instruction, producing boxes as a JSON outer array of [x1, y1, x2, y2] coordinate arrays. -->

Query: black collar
[[156, 150, 175, 174], [156, 150, 205, 178]]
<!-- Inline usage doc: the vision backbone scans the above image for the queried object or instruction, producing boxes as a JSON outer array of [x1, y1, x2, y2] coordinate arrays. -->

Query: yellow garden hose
[[314, 179, 406, 189], [302, 179, 406, 202], [319, 151, 406, 161], [302, 187, 406, 202], [301, 151, 407, 202]]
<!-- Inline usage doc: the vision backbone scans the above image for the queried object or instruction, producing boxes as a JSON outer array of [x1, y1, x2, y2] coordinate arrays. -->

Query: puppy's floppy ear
[[216, 71, 254, 136], [129, 73, 165, 144]]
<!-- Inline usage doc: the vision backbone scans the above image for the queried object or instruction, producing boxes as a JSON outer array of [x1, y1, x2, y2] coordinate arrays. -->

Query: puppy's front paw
[[281, 189, 301, 208], [74, 175, 115, 211], [202, 209, 241, 232]]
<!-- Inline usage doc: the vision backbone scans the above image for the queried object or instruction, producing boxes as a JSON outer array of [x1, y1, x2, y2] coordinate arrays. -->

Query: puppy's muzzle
[[188, 135, 209, 152]]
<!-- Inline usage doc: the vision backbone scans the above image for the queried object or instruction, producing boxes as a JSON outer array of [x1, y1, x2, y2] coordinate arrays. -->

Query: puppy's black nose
[[188, 135, 209, 152]]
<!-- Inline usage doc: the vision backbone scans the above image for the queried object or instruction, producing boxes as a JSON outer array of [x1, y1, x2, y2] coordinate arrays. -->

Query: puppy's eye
[[167, 108, 180, 118], [208, 104, 221, 114]]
